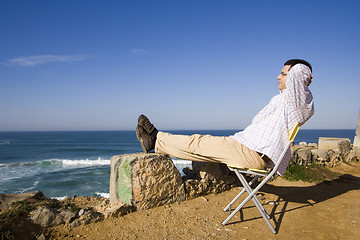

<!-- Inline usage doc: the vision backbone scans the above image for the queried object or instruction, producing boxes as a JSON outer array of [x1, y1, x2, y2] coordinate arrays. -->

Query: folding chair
[[222, 123, 300, 233]]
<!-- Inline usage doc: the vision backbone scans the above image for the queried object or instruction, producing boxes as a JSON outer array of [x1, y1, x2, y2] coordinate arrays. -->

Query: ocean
[[0, 129, 356, 199]]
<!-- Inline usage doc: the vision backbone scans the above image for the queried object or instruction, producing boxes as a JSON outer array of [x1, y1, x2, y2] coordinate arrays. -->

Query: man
[[136, 59, 314, 175]]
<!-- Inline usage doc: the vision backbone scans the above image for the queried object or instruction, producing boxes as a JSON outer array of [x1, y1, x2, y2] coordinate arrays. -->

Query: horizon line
[[0, 128, 356, 133]]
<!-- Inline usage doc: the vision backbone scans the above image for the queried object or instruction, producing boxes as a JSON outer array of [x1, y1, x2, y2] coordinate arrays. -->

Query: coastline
[[1, 160, 359, 239], [0, 129, 356, 198]]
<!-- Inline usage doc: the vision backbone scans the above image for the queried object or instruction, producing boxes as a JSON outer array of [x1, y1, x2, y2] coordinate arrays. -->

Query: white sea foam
[[60, 157, 110, 166], [0, 141, 10, 145], [20, 180, 39, 193], [96, 192, 109, 198], [1, 158, 110, 169], [52, 196, 68, 201]]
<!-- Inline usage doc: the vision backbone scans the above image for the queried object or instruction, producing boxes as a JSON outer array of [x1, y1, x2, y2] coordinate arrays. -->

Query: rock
[[318, 137, 351, 156], [354, 111, 360, 149], [30, 207, 64, 227], [69, 211, 104, 228], [294, 149, 313, 165], [100, 202, 134, 218], [69, 219, 82, 228], [326, 150, 342, 167], [78, 208, 85, 216], [199, 171, 208, 180], [311, 149, 330, 165], [109, 153, 185, 210], [0, 191, 44, 211], [37, 234, 46, 240], [192, 161, 229, 179], [308, 143, 318, 148], [354, 147, 360, 160], [344, 149, 359, 162], [30, 207, 77, 227], [184, 176, 234, 199], [59, 209, 76, 223], [354, 136, 360, 149], [299, 142, 307, 146]]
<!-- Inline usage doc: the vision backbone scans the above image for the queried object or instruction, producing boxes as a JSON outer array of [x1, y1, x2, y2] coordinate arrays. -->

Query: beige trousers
[[155, 131, 267, 169]]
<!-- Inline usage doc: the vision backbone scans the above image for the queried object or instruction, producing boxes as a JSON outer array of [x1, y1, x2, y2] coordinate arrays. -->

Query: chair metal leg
[[234, 172, 270, 219], [223, 175, 259, 212], [237, 173, 276, 233], [222, 170, 276, 234]]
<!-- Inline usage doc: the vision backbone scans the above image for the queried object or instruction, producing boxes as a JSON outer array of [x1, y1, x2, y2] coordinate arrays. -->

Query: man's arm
[[284, 64, 314, 128]]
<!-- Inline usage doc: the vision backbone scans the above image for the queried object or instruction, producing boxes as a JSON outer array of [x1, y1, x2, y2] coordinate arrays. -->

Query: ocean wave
[[60, 157, 110, 166], [0, 159, 61, 168], [20, 180, 39, 193], [0, 141, 10, 145], [1, 157, 188, 169], [0, 157, 111, 168], [51, 196, 68, 201]]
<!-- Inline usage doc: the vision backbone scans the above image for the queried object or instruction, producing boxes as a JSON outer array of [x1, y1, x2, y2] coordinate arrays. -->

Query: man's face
[[277, 65, 291, 91]]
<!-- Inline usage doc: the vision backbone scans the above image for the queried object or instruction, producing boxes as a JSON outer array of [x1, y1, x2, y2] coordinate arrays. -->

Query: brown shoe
[[136, 124, 155, 153], [138, 114, 157, 135]]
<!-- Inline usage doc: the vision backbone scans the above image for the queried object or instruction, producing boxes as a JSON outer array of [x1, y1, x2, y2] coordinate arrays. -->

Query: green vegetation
[[0, 201, 35, 240], [63, 200, 81, 212], [283, 163, 339, 183]]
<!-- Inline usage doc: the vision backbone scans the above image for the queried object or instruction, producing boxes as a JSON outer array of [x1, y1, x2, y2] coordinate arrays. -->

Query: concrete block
[[318, 137, 351, 156]]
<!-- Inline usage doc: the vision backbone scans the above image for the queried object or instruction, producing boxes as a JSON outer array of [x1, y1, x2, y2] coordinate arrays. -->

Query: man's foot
[[138, 114, 158, 136], [136, 124, 155, 153]]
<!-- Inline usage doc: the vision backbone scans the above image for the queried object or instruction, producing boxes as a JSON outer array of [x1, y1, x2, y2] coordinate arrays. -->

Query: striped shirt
[[232, 64, 314, 175]]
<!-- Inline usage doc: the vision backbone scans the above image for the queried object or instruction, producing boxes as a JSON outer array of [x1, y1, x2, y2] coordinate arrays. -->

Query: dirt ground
[[48, 161, 360, 240]]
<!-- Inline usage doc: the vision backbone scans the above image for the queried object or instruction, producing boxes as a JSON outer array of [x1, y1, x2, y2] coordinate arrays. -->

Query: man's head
[[277, 59, 312, 91]]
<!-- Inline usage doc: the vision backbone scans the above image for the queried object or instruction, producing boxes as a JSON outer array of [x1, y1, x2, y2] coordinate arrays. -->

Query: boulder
[[94, 201, 134, 218], [318, 137, 351, 156], [109, 153, 185, 210], [59, 209, 76, 223], [344, 149, 359, 162], [326, 150, 342, 167], [103, 203, 134, 218], [311, 149, 330, 165], [30, 207, 64, 227], [294, 149, 313, 165], [192, 161, 229, 180]]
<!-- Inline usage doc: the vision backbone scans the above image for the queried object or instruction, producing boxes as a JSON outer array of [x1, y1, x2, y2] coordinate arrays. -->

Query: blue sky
[[1, 0, 359, 131]]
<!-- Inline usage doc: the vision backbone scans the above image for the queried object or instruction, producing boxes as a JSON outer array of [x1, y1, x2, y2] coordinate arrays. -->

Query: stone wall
[[291, 137, 360, 168], [183, 162, 238, 199]]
